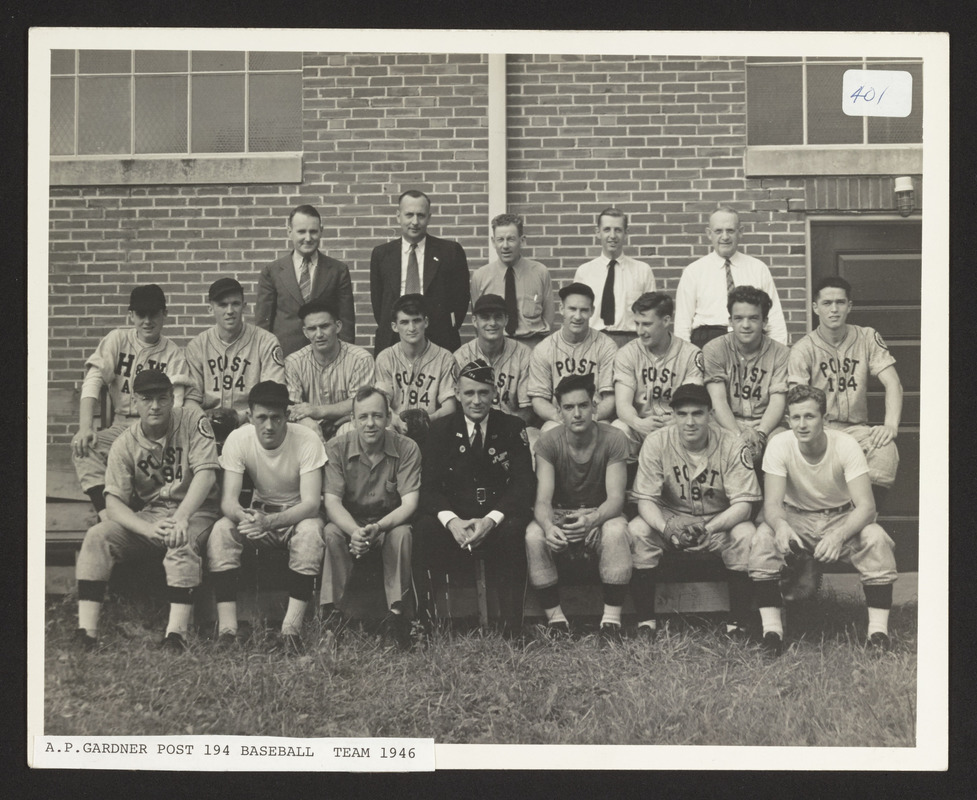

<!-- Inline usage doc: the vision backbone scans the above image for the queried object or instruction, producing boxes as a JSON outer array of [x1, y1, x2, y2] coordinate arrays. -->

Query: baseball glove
[[400, 408, 431, 446], [209, 408, 240, 445], [779, 538, 822, 601], [663, 514, 709, 550]]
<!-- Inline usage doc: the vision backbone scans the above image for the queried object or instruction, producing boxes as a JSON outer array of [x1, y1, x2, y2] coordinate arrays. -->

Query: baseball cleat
[[635, 625, 658, 644], [544, 620, 571, 640], [280, 633, 305, 655], [73, 628, 97, 652], [161, 632, 189, 653], [379, 614, 411, 651], [762, 631, 783, 658], [215, 632, 239, 651], [866, 632, 891, 653], [598, 623, 623, 647]]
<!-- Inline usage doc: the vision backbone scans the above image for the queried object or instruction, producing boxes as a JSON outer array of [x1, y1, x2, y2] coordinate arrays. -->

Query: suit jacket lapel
[[422, 236, 440, 293], [281, 254, 304, 305]]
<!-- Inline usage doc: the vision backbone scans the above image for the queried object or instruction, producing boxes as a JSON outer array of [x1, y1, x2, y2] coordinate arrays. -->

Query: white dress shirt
[[574, 253, 657, 332], [437, 415, 506, 528], [399, 237, 427, 295], [673, 250, 789, 345]]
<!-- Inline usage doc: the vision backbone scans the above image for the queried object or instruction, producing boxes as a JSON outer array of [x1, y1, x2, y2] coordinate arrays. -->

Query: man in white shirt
[[574, 207, 657, 349], [674, 206, 789, 347]]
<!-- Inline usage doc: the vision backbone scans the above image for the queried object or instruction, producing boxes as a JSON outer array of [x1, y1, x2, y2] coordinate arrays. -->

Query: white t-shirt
[[220, 422, 327, 507], [762, 428, 868, 511]]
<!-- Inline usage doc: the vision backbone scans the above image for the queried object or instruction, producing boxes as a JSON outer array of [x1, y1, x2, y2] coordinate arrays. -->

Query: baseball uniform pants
[[76, 502, 218, 588], [71, 421, 132, 492], [628, 510, 755, 572], [826, 421, 899, 489]]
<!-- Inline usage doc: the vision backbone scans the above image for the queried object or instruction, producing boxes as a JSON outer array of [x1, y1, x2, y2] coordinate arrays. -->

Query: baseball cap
[[670, 383, 712, 410], [132, 368, 172, 395], [558, 282, 595, 303], [459, 358, 495, 386], [248, 381, 290, 410], [129, 284, 167, 314], [208, 277, 245, 302], [472, 294, 508, 316]]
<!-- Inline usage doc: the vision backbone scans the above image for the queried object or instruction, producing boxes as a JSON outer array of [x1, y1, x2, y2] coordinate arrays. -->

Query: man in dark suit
[[256, 205, 356, 356], [413, 358, 536, 638], [369, 190, 470, 356]]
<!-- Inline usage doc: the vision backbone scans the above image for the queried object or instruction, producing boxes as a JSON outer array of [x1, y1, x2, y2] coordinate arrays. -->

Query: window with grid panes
[[746, 57, 923, 146], [50, 50, 302, 157]]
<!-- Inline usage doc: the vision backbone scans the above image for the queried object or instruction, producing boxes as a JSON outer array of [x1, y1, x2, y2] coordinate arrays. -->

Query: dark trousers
[[412, 513, 529, 627], [690, 325, 728, 348]]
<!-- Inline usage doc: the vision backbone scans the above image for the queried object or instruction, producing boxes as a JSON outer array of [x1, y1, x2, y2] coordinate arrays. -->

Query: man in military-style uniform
[[413, 359, 536, 638]]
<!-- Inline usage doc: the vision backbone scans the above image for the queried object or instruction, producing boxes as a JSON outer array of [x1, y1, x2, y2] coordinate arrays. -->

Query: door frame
[[803, 214, 923, 335]]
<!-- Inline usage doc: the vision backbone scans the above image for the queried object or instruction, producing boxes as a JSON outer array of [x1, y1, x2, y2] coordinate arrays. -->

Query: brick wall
[[48, 52, 490, 445], [45, 52, 917, 446], [505, 54, 809, 330]]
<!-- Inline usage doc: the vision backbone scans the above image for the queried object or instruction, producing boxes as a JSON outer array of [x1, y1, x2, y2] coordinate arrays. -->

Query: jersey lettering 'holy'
[[613, 335, 704, 417], [84, 328, 189, 421], [703, 332, 789, 421], [788, 325, 896, 425], [185, 323, 285, 418]]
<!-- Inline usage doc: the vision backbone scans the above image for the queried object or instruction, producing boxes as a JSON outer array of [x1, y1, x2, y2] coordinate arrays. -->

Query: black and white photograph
[[26, 27, 948, 771]]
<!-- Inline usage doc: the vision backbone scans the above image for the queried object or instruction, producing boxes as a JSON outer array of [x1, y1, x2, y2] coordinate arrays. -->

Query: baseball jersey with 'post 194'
[[632, 423, 761, 517], [527, 328, 618, 401], [787, 325, 896, 425], [613, 335, 704, 418], [703, 333, 789, 421], [184, 323, 285, 419], [375, 340, 458, 415], [454, 338, 532, 415]]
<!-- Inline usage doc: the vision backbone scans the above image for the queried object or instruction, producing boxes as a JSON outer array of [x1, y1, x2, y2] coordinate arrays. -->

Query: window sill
[[745, 145, 922, 177], [49, 153, 303, 186]]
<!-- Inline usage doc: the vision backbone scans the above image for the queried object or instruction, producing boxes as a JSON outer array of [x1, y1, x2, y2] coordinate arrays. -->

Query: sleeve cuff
[[437, 511, 458, 527], [487, 510, 505, 526]]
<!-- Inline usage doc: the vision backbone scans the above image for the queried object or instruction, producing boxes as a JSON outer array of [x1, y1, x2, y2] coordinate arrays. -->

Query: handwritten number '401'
[[850, 85, 888, 104]]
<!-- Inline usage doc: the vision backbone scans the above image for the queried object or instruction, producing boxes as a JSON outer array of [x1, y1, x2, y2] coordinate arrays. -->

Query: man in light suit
[[256, 205, 356, 357], [369, 190, 470, 356]]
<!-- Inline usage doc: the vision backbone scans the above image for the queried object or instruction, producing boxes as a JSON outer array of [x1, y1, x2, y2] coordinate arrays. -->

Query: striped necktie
[[299, 256, 312, 301], [724, 258, 735, 296], [405, 244, 421, 295]]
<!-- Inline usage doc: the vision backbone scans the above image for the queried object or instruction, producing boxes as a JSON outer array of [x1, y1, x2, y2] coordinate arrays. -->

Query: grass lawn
[[44, 590, 916, 747]]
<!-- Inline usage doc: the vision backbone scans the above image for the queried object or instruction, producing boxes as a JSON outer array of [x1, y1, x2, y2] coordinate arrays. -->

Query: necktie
[[504, 266, 518, 336], [724, 258, 735, 297], [600, 258, 617, 327], [299, 256, 312, 301], [471, 421, 483, 454], [405, 243, 421, 295]]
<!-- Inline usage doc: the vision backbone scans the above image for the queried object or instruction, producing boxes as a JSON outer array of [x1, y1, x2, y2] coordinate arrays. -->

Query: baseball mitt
[[779, 538, 822, 601], [209, 408, 240, 445], [400, 408, 431, 446], [663, 514, 709, 550]]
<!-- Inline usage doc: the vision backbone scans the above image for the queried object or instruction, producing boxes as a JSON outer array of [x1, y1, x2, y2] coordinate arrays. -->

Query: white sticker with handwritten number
[[842, 69, 912, 117]]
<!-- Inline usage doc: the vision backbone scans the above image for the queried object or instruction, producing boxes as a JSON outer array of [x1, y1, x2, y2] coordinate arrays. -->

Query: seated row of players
[[72, 359, 896, 658]]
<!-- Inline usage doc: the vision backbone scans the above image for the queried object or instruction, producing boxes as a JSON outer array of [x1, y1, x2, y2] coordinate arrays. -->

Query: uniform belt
[[251, 501, 286, 513], [784, 501, 853, 515]]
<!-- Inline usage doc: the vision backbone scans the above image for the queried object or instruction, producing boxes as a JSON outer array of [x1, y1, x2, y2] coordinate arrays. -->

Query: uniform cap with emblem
[[248, 380, 290, 410], [472, 294, 508, 316], [459, 358, 495, 386], [132, 368, 172, 394], [208, 277, 245, 303], [670, 383, 712, 410], [128, 284, 167, 314]]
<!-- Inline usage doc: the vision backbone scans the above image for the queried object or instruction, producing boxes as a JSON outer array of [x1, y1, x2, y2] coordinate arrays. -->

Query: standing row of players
[[69, 275, 902, 657]]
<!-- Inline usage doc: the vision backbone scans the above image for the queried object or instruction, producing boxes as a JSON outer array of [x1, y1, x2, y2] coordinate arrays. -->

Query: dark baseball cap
[[459, 358, 495, 386], [208, 277, 245, 302], [132, 368, 172, 395], [558, 282, 595, 303], [670, 383, 712, 410], [248, 381, 290, 410], [472, 294, 508, 316], [129, 284, 167, 314]]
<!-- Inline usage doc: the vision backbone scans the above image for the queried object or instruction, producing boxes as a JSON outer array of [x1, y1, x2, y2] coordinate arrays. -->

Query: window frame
[[745, 56, 923, 177], [49, 49, 303, 186]]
